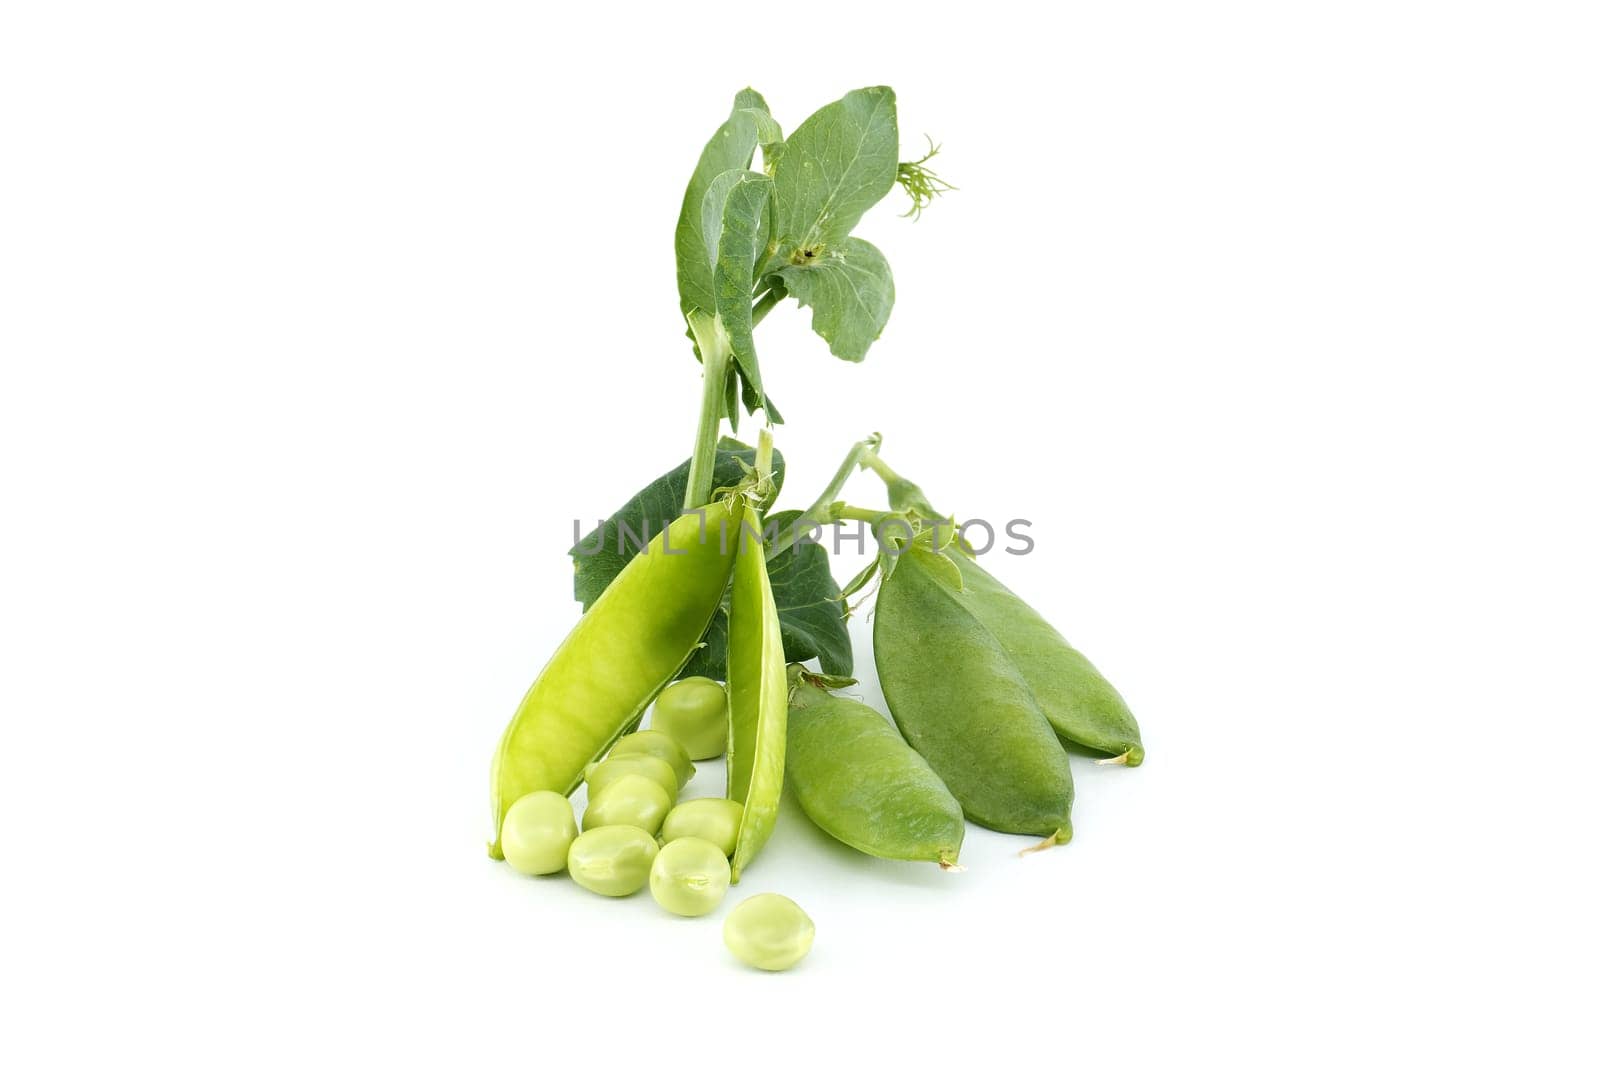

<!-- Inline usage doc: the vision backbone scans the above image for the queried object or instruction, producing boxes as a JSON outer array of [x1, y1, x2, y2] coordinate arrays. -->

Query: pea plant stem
[[755, 428, 775, 485], [683, 314, 732, 511], [681, 288, 785, 511], [750, 286, 784, 328], [859, 451, 940, 517], [764, 435, 883, 559]]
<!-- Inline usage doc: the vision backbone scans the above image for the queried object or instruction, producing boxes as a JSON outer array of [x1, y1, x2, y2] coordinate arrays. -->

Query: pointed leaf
[[769, 87, 899, 266], [675, 90, 774, 321], [707, 171, 776, 411]]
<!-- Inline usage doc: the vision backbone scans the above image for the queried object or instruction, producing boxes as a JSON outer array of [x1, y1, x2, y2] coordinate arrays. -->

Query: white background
[[3, 2, 1597, 1061]]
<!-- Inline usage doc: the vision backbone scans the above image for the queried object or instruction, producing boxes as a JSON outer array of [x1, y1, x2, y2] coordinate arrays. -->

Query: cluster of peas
[[497, 675, 814, 972]]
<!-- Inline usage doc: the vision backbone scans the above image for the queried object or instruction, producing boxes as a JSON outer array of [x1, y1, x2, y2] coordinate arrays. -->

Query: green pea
[[489, 497, 744, 860], [874, 543, 1074, 846], [653, 677, 728, 760], [948, 551, 1144, 766], [498, 790, 579, 875], [723, 893, 814, 972], [785, 668, 964, 865], [724, 507, 788, 883], [584, 753, 679, 803], [660, 797, 744, 857], [608, 730, 695, 790], [581, 774, 673, 834], [566, 825, 659, 897], [649, 838, 731, 917]]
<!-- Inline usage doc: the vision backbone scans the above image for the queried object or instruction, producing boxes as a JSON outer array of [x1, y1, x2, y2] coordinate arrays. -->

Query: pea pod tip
[[1095, 746, 1144, 768], [1016, 826, 1072, 857]]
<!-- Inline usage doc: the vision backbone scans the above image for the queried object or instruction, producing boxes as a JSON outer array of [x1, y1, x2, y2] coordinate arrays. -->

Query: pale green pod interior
[[486, 499, 741, 861]]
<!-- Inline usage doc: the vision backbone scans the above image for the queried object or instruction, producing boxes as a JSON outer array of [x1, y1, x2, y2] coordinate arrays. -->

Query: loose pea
[[608, 730, 695, 790], [499, 790, 579, 875], [653, 676, 728, 760], [660, 797, 744, 857], [581, 774, 672, 834], [584, 753, 679, 803], [649, 838, 731, 917], [723, 894, 814, 972], [566, 825, 659, 897]]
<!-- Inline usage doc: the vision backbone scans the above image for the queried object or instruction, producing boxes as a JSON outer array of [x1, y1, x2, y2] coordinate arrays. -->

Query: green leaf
[[571, 439, 786, 611], [675, 90, 775, 322], [764, 510, 853, 676], [774, 237, 895, 362], [703, 171, 776, 413], [769, 87, 899, 267]]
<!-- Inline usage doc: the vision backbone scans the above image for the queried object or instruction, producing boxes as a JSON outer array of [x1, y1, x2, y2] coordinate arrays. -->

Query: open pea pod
[[725, 504, 788, 882], [489, 496, 744, 860]]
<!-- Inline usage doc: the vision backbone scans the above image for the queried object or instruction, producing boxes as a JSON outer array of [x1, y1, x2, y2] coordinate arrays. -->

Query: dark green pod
[[949, 552, 1144, 765], [873, 546, 1073, 844], [785, 667, 964, 865]]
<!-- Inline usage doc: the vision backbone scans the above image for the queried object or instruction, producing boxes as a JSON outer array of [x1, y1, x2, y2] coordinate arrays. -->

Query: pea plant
[[490, 87, 1142, 970]]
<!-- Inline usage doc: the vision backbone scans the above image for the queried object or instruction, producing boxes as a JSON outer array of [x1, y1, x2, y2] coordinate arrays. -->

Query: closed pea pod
[[661, 798, 744, 857], [724, 503, 788, 882], [489, 497, 743, 859], [607, 730, 696, 790], [947, 551, 1143, 765], [785, 667, 964, 866], [584, 753, 680, 804], [566, 825, 659, 897], [874, 540, 1074, 847], [581, 774, 673, 835], [871, 460, 1144, 765]]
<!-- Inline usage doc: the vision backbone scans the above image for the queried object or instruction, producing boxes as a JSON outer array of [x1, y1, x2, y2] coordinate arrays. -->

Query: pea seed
[[723, 893, 814, 972], [585, 753, 679, 803], [566, 825, 659, 897], [652, 677, 728, 760], [581, 774, 672, 834], [609, 730, 695, 790], [498, 790, 578, 876], [649, 838, 731, 917], [660, 797, 744, 857]]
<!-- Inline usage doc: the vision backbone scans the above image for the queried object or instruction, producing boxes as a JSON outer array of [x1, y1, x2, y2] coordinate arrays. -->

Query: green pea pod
[[725, 505, 787, 882], [870, 459, 1144, 765], [489, 497, 744, 860], [949, 551, 1144, 765], [874, 542, 1074, 846], [785, 667, 964, 866]]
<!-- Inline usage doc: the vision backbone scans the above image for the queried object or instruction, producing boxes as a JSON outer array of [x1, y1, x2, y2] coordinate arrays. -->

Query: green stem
[[683, 314, 732, 510], [750, 286, 783, 328], [835, 504, 898, 526], [859, 452, 941, 516], [765, 434, 882, 558], [755, 428, 774, 482]]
